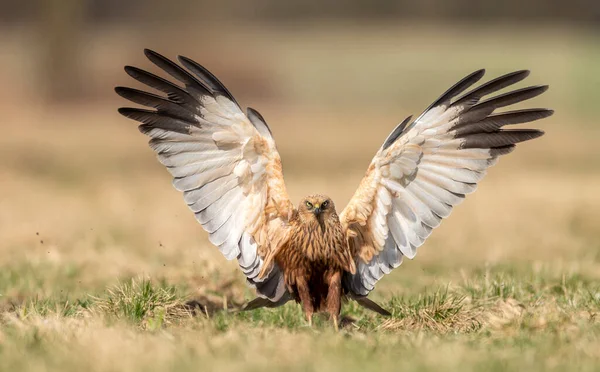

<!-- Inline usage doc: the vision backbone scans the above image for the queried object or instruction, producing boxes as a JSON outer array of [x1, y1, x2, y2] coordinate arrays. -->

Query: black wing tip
[[472, 69, 486, 79], [247, 107, 263, 119], [459, 69, 486, 91], [117, 107, 139, 116], [117, 106, 155, 117], [143, 48, 166, 64], [502, 69, 531, 84], [461, 129, 545, 149], [143, 48, 161, 59], [488, 130, 545, 155], [509, 69, 531, 79], [247, 107, 274, 138], [489, 107, 554, 119], [114, 86, 132, 101], [123, 65, 158, 84], [176, 54, 211, 79], [491, 69, 530, 84], [117, 107, 135, 119], [529, 108, 554, 119], [521, 107, 553, 115], [117, 106, 130, 115], [452, 69, 534, 108], [176, 54, 240, 106], [528, 128, 545, 138], [506, 128, 545, 137], [474, 84, 550, 110], [513, 84, 550, 99], [462, 69, 486, 83], [114, 86, 132, 97], [143, 49, 171, 66], [416, 69, 487, 123], [115, 86, 160, 103], [143, 48, 179, 68], [176, 54, 195, 66], [382, 115, 413, 150], [124, 65, 143, 76], [517, 85, 549, 97]]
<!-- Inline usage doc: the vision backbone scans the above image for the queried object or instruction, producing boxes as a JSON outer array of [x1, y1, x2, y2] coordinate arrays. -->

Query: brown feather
[[274, 195, 355, 323]]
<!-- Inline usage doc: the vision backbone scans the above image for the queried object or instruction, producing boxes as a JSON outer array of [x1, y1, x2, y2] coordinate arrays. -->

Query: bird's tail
[[354, 296, 391, 316]]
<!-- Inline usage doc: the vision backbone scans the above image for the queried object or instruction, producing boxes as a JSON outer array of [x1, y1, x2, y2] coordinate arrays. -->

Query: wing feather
[[341, 70, 552, 296], [117, 50, 295, 303]]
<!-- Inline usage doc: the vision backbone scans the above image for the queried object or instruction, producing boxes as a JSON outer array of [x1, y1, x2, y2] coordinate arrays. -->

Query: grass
[[1, 269, 599, 371], [1, 23, 600, 371], [93, 278, 188, 327]]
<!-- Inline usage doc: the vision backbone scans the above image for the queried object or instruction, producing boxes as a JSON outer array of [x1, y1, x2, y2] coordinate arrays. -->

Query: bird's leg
[[296, 277, 314, 326], [326, 271, 342, 331]]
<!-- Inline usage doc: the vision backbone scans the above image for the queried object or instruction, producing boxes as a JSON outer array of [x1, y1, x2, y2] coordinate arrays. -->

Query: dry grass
[[1, 23, 599, 371]]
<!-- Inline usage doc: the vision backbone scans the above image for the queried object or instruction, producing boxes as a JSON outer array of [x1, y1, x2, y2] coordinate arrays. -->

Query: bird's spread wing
[[340, 69, 552, 296], [117, 49, 294, 302]]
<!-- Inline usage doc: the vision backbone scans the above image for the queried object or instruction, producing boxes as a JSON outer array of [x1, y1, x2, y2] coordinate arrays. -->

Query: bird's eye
[[305, 201, 313, 209], [322, 200, 329, 208]]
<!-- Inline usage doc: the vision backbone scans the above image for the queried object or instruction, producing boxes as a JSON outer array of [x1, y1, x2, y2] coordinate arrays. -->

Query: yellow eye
[[305, 201, 313, 209], [322, 200, 329, 208]]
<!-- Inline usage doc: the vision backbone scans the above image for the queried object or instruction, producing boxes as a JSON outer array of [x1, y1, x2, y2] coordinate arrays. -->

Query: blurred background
[[1, 0, 599, 301]]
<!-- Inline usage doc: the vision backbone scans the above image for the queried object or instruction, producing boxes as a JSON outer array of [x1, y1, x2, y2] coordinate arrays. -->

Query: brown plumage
[[273, 195, 355, 326], [117, 50, 553, 328]]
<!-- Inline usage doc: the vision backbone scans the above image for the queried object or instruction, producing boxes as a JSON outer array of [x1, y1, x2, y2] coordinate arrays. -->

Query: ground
[[0, 24, 599, 371]]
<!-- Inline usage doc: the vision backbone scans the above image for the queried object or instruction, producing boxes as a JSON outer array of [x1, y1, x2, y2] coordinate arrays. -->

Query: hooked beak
[[313, 204, 322, 215], [313, 204, 325, 231]]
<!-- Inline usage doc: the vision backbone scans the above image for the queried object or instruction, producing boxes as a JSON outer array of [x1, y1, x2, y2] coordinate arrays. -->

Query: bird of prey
[[116, 49, 552, 328]]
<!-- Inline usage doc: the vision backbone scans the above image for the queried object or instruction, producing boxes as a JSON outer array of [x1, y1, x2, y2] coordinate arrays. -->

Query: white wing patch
[[117, 49, 294, 302], [342, 69, 552, 296]]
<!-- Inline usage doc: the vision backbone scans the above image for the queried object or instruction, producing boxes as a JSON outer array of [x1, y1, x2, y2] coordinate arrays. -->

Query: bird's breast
[[288, 220, 347, 264]]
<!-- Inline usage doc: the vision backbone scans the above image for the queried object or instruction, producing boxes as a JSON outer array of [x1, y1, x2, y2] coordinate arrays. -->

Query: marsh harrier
[[117, 50, 552, 328]]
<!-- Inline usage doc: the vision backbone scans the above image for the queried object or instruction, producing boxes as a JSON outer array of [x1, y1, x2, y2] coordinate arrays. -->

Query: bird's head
[[298, 194, 337, 224]]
